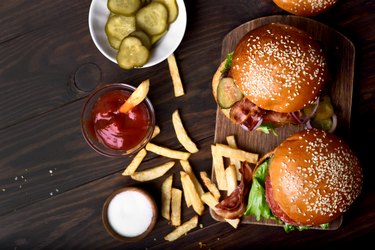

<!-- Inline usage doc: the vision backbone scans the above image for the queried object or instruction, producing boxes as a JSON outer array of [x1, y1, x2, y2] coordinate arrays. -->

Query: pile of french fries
[[119, 60, 259, 242]]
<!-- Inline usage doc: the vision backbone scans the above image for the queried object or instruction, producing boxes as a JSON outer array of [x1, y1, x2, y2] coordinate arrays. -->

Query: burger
[[273, 0, 338, 17], [212, 23, 337, 135], [245, 128, 363, 232]]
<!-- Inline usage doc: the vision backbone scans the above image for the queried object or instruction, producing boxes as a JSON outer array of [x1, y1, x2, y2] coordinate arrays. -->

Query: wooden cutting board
[[210, 15, 355, 230]]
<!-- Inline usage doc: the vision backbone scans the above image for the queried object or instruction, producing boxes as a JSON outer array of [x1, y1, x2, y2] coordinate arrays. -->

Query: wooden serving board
[[210, 15, 355, 230]]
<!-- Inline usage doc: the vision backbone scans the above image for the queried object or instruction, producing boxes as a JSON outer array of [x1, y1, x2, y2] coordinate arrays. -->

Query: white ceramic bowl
[[88, 0, 187, 68]]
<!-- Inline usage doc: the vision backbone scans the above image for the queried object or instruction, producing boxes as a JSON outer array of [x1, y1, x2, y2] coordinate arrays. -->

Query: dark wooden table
[[1, 0, 374, 249]]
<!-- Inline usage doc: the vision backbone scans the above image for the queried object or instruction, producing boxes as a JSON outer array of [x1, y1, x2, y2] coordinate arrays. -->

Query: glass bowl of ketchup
[[81, 83, 155, 157]]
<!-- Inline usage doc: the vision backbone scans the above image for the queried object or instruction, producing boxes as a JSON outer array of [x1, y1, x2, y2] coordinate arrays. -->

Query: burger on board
[[245, 129, 363, 232], [212, 23, 337, 135], [273, 0, 338, 17]]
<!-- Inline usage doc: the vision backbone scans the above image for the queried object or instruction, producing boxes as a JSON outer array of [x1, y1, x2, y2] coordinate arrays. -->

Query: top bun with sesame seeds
[[265, 128, 363, 226], [273, 0, 338, 17], [231, 23, 327, 113]]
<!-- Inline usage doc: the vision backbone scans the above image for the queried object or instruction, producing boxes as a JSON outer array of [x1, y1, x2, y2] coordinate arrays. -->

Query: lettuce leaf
[[244, 160, 273, 220], [256, 122, 278, 136], [221, 52, 233, 73], [283, 222, 330, 233], [283, 224, 311, 233]]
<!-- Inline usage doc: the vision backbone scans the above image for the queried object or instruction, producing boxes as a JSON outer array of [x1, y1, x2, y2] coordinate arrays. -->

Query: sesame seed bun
[[268, 129, 363, 226], [273, 0, 338, 17], [231, 23, 327, 113]]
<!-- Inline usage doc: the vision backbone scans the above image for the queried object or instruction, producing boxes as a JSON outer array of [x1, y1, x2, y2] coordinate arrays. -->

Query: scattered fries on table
[[180, 160, 204, 197], [164, 215, 198, 242], [146, 142, 191, 160], [151, 125, 161, 139], [171, 188, 182, 226], [180, 171, 205, 216], [172, 110, 199, 153], [122, 148, 147, 176], [130, 161, 175, 182], [161, 175, 173, 220], [167, 53, 185, 97]]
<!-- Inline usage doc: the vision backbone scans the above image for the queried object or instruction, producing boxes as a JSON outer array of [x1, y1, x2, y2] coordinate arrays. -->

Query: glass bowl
[[80, 83, 155, 157]]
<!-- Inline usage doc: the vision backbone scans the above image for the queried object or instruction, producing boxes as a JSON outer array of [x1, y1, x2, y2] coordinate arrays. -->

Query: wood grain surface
[[0, 0, 374, 249]]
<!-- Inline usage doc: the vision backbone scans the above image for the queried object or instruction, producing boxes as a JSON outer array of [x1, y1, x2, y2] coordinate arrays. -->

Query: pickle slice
[[217, 77, 243, 109], [129, 30, 151, 49], [304, 95, 334, 120], [151, 30, 167, 45], [107, 34, 122, 49], [155, 0, 179, 23], [107, 0, 142, 16], [117, 36, 150, 69], [105, 14, 136, 41], [136, 2, 168, 36]]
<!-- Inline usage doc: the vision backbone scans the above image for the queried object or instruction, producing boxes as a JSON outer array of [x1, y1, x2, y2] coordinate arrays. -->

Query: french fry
[[214, 143, 258, 163], [180, 174, 192, 208], [130, 161, 175, 182], [226, 135, 241, 181], [211, 145, 227, 190], [172, 110, 199, 153], [152, 125, 161, 139], [225, 164, 238, 195], [180, 171, 205, 215], [180, 160, 204, 197], [146, 142, 191, 160], [201, 192, 240, 229], [164, 215, 198, 241], [199, 171, 221, 201], [167, 53, 185, 97], [171, 188, 182, 226], [122, 148, 147, 176], [161, 175, 173, 220], [119, 79, 150, 113]]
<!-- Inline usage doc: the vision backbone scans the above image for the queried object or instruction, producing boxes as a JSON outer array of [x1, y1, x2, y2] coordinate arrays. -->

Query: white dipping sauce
[[107, 190, 153, 237]]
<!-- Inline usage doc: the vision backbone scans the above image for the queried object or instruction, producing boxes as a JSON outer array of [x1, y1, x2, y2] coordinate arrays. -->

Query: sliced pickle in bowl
[[129, 30, 151, 49], [151, 30, 167, 45], [107, 0, 142, 16], [105, 14, 136, 41], [136, 2, 168, 36], [117, 36, 150, 70], [155, 0, 179, 23]]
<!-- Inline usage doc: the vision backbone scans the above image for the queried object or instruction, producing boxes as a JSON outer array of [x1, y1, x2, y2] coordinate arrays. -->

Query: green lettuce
[[256, 122, 278, 136], [221, 52, 233, 73], [283, 222, 330, 233], [244, 160, 273, 220], [283, 224, 311, 233]]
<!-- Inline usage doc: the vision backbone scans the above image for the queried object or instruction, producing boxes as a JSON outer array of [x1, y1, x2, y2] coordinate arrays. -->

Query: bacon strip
[[215, 162, 253, 219], [230, 98, 303, 131]]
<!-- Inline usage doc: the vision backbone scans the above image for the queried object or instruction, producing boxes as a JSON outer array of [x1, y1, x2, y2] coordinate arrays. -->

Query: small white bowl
[[88, 0, 187, 68]]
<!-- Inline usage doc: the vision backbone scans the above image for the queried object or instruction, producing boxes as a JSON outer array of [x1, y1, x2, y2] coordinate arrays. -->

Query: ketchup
[[87, 90, 152, 151]]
